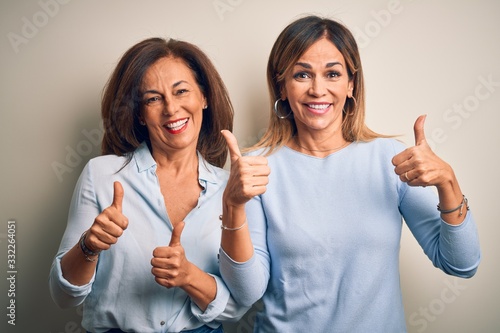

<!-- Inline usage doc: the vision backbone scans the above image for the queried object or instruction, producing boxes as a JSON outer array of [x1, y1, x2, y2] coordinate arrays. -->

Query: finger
[[391, 149, 411, 167], [169, 221, 185, 247], [243, 155, 269, 167], [112, 181, 124, 211], [92, 217, 125, 238], [413, 114, 427, 146], [221, 130, 242, 163]]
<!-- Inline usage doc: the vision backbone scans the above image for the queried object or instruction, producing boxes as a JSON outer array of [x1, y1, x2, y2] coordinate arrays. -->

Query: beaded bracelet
[[219, 214, 247, 231], [79, 230, 100, 262], [437, 195, 469, 216]]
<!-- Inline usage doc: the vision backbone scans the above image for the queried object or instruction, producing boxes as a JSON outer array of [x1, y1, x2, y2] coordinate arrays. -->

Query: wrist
[[79, 231, 101, 262], [221, 204, 247, 229]]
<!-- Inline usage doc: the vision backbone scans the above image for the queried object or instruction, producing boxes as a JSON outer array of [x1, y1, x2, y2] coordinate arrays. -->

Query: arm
[[49, 163, 99, 308], [400, 185, 480, 277], [219, 130, 269, 262], [393, 115, 480, 276], [49, 161, 129, 308], [219, 194, 271, 307], [217, 130, 271, 306], [151, 221, 216, 311], [151, 221, 251, 320], [61, 181, 128, 286], [392, 115, 468, 225]]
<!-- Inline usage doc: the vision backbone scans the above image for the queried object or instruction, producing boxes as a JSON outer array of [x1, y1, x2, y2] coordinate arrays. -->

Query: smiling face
[[140, 56, 207, 155], [282, 37, 353, 137]]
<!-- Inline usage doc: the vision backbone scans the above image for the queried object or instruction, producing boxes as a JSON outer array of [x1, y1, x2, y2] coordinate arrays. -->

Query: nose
[[162, 98, 179, 116], [308, 77, 327, 97]]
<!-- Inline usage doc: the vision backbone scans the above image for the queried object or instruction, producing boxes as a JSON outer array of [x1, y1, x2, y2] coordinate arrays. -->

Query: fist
[[151, 221, 190, 289], [392, 115, 453, 188], [85, 181, 128, 253], [221, 130, 270, 206]]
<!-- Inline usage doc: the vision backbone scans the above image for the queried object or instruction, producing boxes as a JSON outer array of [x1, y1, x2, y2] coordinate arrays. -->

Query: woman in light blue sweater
[[218, 15, 481, 332]]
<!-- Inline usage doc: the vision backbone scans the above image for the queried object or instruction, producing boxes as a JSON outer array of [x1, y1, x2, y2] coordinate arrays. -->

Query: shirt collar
[[133, 141, 221, 185], [134, 141, 156, 172]]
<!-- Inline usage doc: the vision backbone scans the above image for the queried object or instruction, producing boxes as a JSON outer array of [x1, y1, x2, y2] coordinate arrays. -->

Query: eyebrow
[[295, 62, 343, 69], [142, 89, 161, 96], [172, 80, 187, 88], [141, 80, 188, 96]]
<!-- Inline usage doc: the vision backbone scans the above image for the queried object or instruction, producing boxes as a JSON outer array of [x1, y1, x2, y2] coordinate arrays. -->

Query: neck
[[291, 131, 350, 157], [294, 138, 350, 152], [151, 146, 199, 175]]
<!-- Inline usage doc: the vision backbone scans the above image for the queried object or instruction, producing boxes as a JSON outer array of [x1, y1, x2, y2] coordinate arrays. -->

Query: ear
[[347, 81, 354, 98], [202, 96, 208, 110], [280, 87, 287, 101], [138, 112, 146, 126]]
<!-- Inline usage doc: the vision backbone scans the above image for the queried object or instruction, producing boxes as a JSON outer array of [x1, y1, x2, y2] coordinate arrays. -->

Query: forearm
[[436, 168, 468, 225], [60, 242, 98, 286], [181, 264, 217, 311], [220, 204, 254, 262]]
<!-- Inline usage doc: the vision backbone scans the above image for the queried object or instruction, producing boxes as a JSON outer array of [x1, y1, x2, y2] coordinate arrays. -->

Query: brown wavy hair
[[251, 15, 387, 154], [101, 37, 233, 168]]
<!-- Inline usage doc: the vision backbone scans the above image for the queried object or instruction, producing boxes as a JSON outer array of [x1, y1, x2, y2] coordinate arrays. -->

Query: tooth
[[167, 119, 187, 128]]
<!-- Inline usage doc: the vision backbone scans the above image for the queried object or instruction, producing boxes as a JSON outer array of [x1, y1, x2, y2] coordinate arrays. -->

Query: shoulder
[[85, 154, 129, 173], [356, 137, 407, 155], [243, 147, 271, 157]]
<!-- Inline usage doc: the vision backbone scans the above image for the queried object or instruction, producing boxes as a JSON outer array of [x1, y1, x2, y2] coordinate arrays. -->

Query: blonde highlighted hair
[[250, 15, 388, 155]]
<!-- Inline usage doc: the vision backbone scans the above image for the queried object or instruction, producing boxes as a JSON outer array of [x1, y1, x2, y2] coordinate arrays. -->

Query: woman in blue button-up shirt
[[49, 37, 247, 333]]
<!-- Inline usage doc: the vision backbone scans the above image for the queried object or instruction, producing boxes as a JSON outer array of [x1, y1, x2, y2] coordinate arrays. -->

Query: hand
[[221, 130, 270, 207], [151, 221, 190, 289], [392, 115, 454, 188], [85, 181, 128, 252]]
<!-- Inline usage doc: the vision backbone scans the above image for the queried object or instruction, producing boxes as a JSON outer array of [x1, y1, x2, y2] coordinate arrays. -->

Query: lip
[[163, 117, 189, 134], [304, 102, 332, 115]]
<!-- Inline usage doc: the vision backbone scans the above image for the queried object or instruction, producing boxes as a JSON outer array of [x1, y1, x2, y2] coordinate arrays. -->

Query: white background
[[1, 0, 499, 332]]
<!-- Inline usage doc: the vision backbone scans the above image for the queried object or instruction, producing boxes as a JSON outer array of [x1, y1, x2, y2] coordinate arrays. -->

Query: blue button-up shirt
[[49, 142, 247, 333]]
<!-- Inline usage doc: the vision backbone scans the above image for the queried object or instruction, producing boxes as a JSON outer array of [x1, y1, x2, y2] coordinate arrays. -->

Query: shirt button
[[160, 321, 165, 326]]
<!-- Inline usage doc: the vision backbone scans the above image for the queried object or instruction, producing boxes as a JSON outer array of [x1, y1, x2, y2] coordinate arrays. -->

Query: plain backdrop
[[1, 0, 499, 332]]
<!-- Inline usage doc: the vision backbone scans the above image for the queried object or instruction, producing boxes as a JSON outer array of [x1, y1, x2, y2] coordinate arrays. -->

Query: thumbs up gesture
[[221, 130, 270, 207], [85, 181, 129, 253], [392, 115, 453, 188], [151, 221, 190, 289]]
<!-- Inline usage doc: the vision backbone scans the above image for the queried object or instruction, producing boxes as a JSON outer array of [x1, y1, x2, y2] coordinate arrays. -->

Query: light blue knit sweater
[[220, 138, 480, 333]]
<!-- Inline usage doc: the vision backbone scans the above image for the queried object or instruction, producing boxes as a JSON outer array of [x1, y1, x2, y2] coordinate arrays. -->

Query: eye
[[144, 96, 162, 105], [326, 71, 341, 79], [175, 88, 189, 96], [293, 72, 311, 80]]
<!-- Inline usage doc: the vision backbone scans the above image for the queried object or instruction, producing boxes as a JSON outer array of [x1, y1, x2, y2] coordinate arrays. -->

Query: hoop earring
[[273, 99, 292, 119], [343, 96, 357, 116], [350, 96, 357, 107]]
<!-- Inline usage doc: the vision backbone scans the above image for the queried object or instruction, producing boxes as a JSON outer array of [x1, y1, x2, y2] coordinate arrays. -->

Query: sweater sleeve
[[219, 194, 271, 307], [399, 184, 481, 278], [189, 273, 250, 323]]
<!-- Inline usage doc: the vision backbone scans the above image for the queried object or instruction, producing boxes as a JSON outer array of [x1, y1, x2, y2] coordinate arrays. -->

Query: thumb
[[221, 130, 242, 163], [112, 181, 124, 211], [169, 221, 185, 247], [413, 114, 427, 146]]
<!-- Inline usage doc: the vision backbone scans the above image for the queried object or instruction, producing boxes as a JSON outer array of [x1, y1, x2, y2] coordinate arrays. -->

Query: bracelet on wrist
[[219, 214, 247, 231], [79, 230, 101, 262], [437, 195, 469, 216]]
